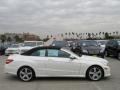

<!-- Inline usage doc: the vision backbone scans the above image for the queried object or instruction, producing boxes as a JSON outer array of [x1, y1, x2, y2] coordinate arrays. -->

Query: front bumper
[[103, 66, 111, 77]]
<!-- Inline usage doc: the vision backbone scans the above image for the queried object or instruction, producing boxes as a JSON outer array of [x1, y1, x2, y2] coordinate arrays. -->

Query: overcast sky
[[0, 0, 120, 37]]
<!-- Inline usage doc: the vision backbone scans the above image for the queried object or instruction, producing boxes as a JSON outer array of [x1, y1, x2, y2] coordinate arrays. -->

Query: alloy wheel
[[105, 51, 108, 57], [19, 67, 33, 81], [88, 66, 103, 81]]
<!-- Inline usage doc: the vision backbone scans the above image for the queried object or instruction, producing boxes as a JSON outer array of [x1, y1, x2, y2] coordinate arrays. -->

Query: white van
[[5, 44, 23, 55], [19, 41, 44, 54]]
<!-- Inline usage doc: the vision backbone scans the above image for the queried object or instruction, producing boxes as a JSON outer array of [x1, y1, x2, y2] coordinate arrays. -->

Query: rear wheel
[[86, 66, 104, 81], [17, 66, 35, 82]]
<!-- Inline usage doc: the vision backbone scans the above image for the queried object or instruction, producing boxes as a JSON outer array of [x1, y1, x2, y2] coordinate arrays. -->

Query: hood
[[81, 55, 108, 64]]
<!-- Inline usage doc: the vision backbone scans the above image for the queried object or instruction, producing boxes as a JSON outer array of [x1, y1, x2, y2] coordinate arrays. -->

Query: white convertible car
[[5, 46, 111, 82]]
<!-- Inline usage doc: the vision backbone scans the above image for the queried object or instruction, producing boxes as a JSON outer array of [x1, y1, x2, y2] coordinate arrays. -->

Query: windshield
[[24, 42, 36, 47], [52, 41, 68, 47], [118, 41, 120, 45], [80, 41, 98, 46], [9, 44, 19, 48], [37, 42, 43, 45], [98, 41, 108, 45]]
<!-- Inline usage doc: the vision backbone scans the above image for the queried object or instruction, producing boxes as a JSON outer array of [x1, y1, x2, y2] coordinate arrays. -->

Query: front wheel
[[86, 66, 104, 81], [117, 52, 120, 60], [17, 67, 35, 82], [100, 53, 105, 58], [105, 51, 109, 57]]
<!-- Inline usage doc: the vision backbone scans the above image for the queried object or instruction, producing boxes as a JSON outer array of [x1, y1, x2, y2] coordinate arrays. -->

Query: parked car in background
[[105, 39, 120, 60], [19, 41, 44, 54], [51, 41, 69, 48], [96, 40, 108, 53], [0, 45, 5, 55], [97, 40, 108, 47], [0, 43, 11, 55], [51, 40, 83, 56], [24, 41, 44, 47], [5, 44, 23, 55], [77, 40, 105, 58], [5, 46, 110, 81]]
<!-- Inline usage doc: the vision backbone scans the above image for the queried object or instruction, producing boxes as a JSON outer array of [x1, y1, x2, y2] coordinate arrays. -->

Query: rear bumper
[[5, 65, 17, 75]]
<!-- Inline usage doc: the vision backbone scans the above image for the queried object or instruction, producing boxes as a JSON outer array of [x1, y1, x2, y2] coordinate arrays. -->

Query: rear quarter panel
[[6, 55, 46, 76]]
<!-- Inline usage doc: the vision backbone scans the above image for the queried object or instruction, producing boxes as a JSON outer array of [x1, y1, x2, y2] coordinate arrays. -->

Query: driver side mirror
[[70, 56, 76, 60]]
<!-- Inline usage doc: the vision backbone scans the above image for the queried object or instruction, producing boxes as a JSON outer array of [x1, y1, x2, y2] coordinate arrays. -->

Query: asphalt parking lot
[[0, 56, 120, 90]]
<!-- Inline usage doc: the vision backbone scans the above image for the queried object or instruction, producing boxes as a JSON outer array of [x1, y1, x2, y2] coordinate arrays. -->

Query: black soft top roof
[[33, 46, 61, 50], [21, 46, 61, 55]]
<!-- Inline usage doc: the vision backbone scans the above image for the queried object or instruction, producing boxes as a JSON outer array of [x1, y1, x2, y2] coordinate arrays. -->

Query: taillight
[[6, 59, 13, 64]]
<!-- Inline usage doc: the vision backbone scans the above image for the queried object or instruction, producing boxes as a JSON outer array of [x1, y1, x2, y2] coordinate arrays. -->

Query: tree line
[[0, 31, 119, 44], [49, 31, 119, 40], [0, 34, 23, 43]]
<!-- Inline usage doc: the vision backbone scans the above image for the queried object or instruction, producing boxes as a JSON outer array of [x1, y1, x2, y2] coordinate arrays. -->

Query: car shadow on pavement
[[4, 75, 111, 82], [35, 77, 111, 82]]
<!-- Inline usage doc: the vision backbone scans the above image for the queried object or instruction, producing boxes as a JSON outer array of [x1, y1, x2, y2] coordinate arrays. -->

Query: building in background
[[23, 33, 40, 41], [0, 33, 40, 44]]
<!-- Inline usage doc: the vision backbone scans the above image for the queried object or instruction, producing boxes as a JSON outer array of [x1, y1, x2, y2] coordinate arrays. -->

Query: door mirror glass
[[70, 56, 76, 60]]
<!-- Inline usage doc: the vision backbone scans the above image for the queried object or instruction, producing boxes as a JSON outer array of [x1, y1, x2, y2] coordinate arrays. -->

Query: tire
[[17, 66, 35, 82], [105, 50, 109, 57], [86, 66, 104, 81], [117, 52, 120, 60], [100, 53, 105, 58]]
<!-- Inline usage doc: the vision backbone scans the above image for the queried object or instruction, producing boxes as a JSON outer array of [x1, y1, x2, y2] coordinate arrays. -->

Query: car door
[[112, 41, 118, 56], [29, 49, 48, 76], [108, 40, 116, 55], [107, 41, 113, 54], [45, 49, 81, 76]]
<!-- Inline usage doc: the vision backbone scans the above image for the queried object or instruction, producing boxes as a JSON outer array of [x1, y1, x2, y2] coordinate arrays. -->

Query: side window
[[115, 41, 118, 46], [111, 40, 117, 46], [31, 49, 46, 57], [107, 41, 113, 46], [108, 41, 112, 44], [47, 49, 70, 58], [47, 49, 58, 57], [112, 41, 116, 46]]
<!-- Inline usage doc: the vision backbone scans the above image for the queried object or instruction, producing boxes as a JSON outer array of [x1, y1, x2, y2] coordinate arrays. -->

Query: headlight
[[5, 50, 8, 53], [102, 61, 109, 66], [82, 49, 88, 53], [15, 50, 20, 53], [104, 62, 108, 66]]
